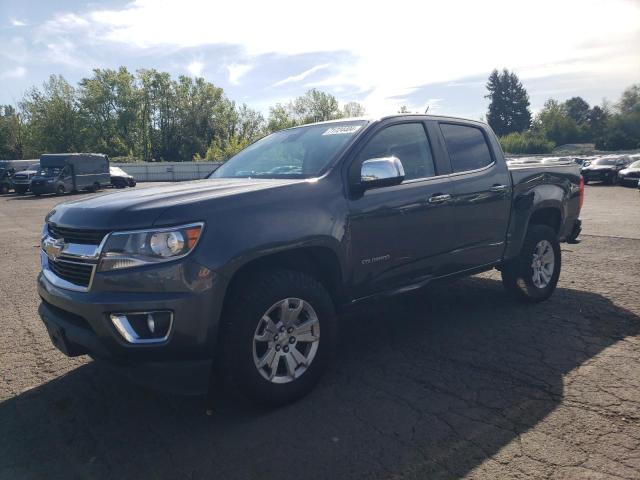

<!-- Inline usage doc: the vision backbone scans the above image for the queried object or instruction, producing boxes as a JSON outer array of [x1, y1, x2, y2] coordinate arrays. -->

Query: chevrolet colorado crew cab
[[38, 115, 583, 405]]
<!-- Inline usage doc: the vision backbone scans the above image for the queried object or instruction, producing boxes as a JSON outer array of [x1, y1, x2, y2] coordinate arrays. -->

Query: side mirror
[[360, 156, 405, 189]]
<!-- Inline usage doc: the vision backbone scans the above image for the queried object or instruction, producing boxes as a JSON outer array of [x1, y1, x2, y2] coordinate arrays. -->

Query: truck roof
[[286, 114, 489, 130]]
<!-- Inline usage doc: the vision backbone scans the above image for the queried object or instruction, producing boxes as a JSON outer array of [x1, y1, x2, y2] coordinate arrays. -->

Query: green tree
[[20, 75, 81, 157], [78, 67, 139, 157], [499, 131, 554, 154], [564, 97, 590, 125], [533, 99, 580, 146], [267, 89, 344, 132], [597, 84, 640, 150], [0, 105, 23, 159], [342, 101, 366, 118], [617, 84, 640, 114], [398, 105, 410, 113], [485, 69, 532, 136], [586, 105, 609, 145], [267, 103, 297, 132]]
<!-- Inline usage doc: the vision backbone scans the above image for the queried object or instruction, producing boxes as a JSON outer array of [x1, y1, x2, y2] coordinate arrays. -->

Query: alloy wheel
[[531, 239, 555, 288], [252, 298, 320, 384]]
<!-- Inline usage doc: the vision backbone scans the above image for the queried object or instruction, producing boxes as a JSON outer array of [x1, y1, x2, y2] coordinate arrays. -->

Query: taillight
[[579, 175, 585, 211]]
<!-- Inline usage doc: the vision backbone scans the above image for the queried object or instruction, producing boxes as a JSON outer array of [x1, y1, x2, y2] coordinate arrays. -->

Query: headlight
[[98, 222, 204, 272]]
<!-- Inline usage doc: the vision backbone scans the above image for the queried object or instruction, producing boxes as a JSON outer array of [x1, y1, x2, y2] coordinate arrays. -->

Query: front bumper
[[620, 174, 640, 184], [582, 170, 616, 182], [31, 181, 56, 194], [37, 262, 226, 395]]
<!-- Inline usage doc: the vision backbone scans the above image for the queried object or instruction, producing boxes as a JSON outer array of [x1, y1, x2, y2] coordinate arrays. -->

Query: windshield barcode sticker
[[322, 125, 362, 136]]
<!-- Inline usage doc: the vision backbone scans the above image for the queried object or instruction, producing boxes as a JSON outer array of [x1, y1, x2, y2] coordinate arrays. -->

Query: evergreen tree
[[564, 97, 590, 125], [485, 69, 531, 136]]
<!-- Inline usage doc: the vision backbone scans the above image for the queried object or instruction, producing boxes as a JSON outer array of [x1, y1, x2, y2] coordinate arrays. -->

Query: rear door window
[[440, 123, 493, 173]]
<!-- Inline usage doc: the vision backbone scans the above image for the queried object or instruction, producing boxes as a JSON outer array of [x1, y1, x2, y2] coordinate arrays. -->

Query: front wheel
[[501, 225, 561, 303], [56, 185, 66, 195], [219, 269, 336, 406]]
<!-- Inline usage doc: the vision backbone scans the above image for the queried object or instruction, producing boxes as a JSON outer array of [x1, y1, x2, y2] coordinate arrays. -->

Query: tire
[[56, 185, 65, 195], [501, 225, 561, 303], [0, 184, 7, 195], [15, 186, 27, 195], [219, 269, 336, 407], [92, 182, 101, 192]]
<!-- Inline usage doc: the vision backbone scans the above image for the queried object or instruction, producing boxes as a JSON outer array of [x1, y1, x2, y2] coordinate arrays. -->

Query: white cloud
[[1, 66, 27, 79], [82, 0, 640, 115], [187, 60, 204, 77], [274, 63, 330, 87], [226, 63, 252, 85], [10, 19, 27, 27], [11, 0, 638, 115]]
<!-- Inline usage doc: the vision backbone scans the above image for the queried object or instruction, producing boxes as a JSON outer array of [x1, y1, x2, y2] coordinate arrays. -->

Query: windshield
[[593, 158, 619, 165], [211, 121, 366, 179], [110, 167, 127, 176], [37, 167, 61, 177], [629, 160, 640, 169]]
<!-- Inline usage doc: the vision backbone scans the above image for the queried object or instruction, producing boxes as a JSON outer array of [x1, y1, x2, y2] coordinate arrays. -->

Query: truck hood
[[47, 178, 305, 231]]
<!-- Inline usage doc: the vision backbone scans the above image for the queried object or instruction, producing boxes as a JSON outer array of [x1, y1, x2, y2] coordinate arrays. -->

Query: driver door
[[346, 120, 455, 298]]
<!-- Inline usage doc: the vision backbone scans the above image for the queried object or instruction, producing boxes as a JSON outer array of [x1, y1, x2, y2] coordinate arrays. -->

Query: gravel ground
[[0, 183, 639, 480]]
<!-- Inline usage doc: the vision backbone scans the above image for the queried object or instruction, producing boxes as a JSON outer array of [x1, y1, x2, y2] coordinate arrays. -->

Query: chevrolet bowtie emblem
[[43, 236, 65, 261]]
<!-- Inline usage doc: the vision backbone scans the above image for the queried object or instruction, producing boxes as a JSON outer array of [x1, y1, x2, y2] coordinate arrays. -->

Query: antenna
[[424, 105, 430, 114]]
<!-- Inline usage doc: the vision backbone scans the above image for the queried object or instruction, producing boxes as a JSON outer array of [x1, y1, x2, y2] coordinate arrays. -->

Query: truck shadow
[[1, 276, 637, 479]]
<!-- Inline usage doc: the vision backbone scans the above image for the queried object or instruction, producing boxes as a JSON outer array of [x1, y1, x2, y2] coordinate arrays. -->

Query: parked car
[[618, 160, 640, 186], [0, 167, 14, 194], [109, 166, 136, 188], [30, 153, 110, 196], [37, 115, 583, 405], [581, 156, 630, 184], [11, 163, 40, 194]]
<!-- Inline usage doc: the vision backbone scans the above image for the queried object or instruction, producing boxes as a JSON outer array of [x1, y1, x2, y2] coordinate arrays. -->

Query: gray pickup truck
[[37, 115, 583, 405]]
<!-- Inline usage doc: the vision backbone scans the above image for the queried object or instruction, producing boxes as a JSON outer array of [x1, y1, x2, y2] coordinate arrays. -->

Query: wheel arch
[[221, 246, 346, 313], [504, 198, 564, 262]]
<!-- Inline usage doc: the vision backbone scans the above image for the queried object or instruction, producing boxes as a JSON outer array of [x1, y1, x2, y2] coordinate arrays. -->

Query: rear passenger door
[[438, 122, 511, 270], [347, 120, 455, 297]]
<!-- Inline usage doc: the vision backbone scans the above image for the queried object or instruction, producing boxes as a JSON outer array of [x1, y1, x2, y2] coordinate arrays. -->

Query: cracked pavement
[[1, 184, 639, 480]]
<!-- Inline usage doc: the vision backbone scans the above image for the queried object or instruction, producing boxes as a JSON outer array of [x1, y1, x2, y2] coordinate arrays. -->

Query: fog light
[[110, 311, 173, 344]]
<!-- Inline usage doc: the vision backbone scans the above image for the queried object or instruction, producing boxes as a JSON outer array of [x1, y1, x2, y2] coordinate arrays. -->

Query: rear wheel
[[501, 225, 561, 303], [0, 184, 8, 194], [56, 185, 65, 195], [219, 269, 336, 406], [92, 182, 101, 192]]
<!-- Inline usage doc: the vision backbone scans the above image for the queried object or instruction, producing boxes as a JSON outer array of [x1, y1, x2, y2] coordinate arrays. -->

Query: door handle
[[489, 184, 508, 192], [428, 194, 451, 204]]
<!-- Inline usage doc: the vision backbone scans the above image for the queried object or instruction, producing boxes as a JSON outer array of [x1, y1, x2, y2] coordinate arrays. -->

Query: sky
[[1, 0, 639, 119]]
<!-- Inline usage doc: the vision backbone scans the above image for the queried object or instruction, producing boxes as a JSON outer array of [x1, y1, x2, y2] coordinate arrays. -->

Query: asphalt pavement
[[0, 182, 638, 480]]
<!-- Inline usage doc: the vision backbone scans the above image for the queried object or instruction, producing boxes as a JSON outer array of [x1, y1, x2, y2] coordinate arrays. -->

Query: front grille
[[48, 258, 95, 288], [48, 223, 108, 245], [626, 172, 640, 178]]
